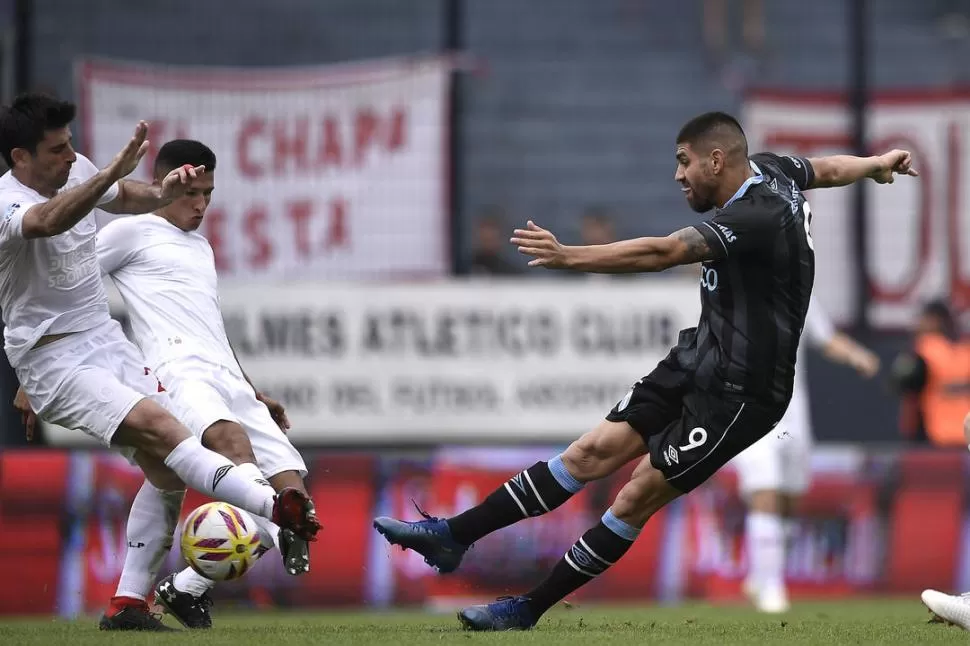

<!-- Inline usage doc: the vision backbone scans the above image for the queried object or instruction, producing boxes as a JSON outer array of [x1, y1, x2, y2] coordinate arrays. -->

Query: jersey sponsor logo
[[715, 223, 737, 243], [3, 202, 19, 221], [211, 464, 233, 490], [615, 383, 637, 412], [47, 238, 99, 288], [700, 266, 719, 292], [664, 445, 679, 466], [789, 180, 802, 214]]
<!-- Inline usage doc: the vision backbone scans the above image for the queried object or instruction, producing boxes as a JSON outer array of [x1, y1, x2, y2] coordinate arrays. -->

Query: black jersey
[[677, 152, 816, 405]]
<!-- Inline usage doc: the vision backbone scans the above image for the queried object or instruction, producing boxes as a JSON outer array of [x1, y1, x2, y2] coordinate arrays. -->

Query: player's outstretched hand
[[159, 163, 206, 201], [850, 348, 881, 379], [257, 392, 291, 433], [870, 150, 919, 184], [511, 221, 570, 269], [106, 121, 151, 180], [13, 387, 36, 442]]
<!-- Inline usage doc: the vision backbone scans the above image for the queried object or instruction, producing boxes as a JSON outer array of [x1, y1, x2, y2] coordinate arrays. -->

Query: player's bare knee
[[611, 462, 681, 527], [115, 398, 191, 460], [134, 451, 185, 491], [202, 420, 257, 465], [268, 470, 306, 494], [561, 421, 646, 482]]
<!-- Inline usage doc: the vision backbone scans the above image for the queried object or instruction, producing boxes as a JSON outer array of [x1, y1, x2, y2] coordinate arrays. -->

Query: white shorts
[[732, 385, 813, 496], [155, 359, 307, 478], [16, 319, 167, 456]]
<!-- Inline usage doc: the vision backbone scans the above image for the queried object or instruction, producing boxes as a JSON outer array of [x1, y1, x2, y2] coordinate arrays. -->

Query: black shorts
[[606, 356, 786, 493]]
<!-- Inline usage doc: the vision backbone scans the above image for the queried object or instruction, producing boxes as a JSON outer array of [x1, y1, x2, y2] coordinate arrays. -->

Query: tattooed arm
[[511, 221, 716, 273]]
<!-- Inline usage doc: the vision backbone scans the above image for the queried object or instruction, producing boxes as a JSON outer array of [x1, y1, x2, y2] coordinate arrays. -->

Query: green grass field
[[0, 600, 963, 646]]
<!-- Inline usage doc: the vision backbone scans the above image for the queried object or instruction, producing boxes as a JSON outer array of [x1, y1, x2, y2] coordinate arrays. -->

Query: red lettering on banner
[[388, 106, 406, 151], [235, 108, 407, 177], [354, 109, 379, 166], [273, 116, 309, 174], [868, 135, 932, 304], [237, 117, 265, 179], [947, 122, 970, 310], [204, 208, 231, 272], [765, 131, 933, 305], [287, 200, 314, 257], [324, 198, 348, 250], [244, 206, 273, 268], [320, 117, 342, 168]]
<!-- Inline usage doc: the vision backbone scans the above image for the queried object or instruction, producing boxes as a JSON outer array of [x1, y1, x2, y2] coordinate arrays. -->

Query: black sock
[[525, 512, 640, 618], [446, 456, 583, 546]]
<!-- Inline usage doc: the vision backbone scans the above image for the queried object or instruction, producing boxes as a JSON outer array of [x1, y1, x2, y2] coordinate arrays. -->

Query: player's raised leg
[[372, 418, 646, 573], [456, 387, 783, 631], [151, 418, 312, 629], [458, 453, 679, 630], [113, 397, 318, 541]]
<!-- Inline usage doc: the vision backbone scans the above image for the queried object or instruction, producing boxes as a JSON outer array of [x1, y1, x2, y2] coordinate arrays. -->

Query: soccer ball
[[180, 502, 263, 581]]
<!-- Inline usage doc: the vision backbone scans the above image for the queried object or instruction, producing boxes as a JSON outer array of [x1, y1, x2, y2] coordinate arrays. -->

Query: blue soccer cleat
[[372, 503, 467, 573], [457, 596, 537, 631]]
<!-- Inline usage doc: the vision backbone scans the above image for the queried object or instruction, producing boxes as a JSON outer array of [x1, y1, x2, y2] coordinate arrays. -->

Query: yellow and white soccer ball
[[180, 502, 263, 581]]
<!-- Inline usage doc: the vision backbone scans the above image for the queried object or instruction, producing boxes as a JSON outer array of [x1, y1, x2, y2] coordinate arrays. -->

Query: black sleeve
[[693, 201, 779, 261], [889, 352, 928, 393], [751, 152, 816, 191]]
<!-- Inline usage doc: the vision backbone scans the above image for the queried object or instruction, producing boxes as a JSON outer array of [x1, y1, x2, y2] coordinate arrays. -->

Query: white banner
[[77, 56, 451, 281], [224, 279, 701, 443], [42, 278, 702, 446], [743, 90, 970, 329]]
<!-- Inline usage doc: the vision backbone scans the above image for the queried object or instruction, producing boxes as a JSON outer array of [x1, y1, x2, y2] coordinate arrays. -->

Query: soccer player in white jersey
[[731, 294, 879, 613], [0, 94, 320, 630], [95, 140, 313, 629]]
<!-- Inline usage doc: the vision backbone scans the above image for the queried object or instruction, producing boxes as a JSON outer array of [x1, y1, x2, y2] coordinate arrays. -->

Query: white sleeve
[[74, 153, 120, 206], [96, 218, 138, 275], [804, 294, 836, 349], [0, 189, 42, 248]]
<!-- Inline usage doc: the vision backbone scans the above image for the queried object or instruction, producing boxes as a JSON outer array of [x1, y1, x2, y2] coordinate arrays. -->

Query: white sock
[[163, 437, 275, 519], [115, 482, 185, 600], [173, 567, 216, 597], [251, 513, 282, 552], [227, 462, 279, 549], [746, 511, 786, 593]]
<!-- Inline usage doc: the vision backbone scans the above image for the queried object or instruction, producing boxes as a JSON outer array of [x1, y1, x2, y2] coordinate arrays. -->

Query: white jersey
[[0, 155, 119, 368], [96, 214, 239, 376], [795, 294, 836, 399]]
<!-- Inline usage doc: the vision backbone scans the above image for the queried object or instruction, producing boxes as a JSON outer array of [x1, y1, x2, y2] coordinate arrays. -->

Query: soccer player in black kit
[[374, 112, 918, 630]]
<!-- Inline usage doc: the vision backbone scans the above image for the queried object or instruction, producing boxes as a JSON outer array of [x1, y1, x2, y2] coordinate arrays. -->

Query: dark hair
[[0, 93, 76, 167], [676, 111, 748, 158], [922, 299, 956, 336], [153, 139, 217, 179]]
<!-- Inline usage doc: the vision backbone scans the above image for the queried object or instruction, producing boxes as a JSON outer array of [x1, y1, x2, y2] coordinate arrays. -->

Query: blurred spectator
[[579, 207, 617, 247], [889, 299, 970, 446], [569, 207, 635, 282], [703, 0, 765, 90], [703, 0, 764, 58], [469, 207, 522, 276]]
